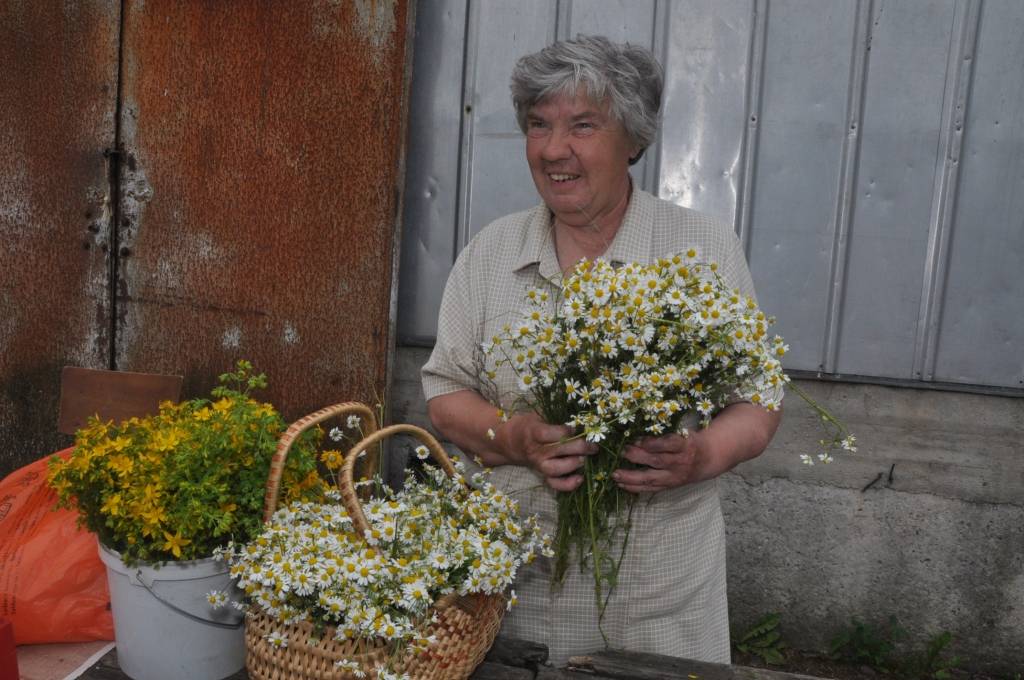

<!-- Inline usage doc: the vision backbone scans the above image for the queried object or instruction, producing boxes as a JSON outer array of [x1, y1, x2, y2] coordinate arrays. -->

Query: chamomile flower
[[206, 590, 228, 608], [334, 659, 365, 676], [265, 631, 288, 648]]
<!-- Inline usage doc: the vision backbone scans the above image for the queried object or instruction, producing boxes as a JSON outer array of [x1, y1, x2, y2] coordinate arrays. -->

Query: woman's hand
[[612, 431, 717, 494], [498, 412, 597, 491], [427, 390, 597, 491], [612, 402, 783, 494]]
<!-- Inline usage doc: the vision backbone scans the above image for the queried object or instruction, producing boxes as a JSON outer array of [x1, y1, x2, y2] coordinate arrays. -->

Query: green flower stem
[[786, 381, 849, 434]]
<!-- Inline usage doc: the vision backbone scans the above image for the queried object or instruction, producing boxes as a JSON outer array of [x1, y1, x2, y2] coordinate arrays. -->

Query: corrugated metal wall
[[0, 1, 413, 477], [399, 0, 1024, 393]]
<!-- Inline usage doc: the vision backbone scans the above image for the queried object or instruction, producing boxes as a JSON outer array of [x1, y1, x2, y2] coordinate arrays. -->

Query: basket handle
[[340, 423, 457, 538], [263, 402, 379, 522]]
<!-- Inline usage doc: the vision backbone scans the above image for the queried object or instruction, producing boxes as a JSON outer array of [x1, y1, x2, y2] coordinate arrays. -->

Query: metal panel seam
[[913, 0, 981, 382], [643, 0, 671, 196], [735, 0, 768, 255], [385, 0, 420, 444], [556, 0, 572, 42], [109, 0, 127, 369], [822, 0, 873, 374], [456, 0, 480, 253]]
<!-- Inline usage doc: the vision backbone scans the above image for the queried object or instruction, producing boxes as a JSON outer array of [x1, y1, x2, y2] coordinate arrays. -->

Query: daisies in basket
[[482, 249, 854, 622], [215, 438, 553, 680]]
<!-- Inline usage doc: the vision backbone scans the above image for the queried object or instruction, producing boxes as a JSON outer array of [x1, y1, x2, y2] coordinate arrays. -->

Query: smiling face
[[525, 90, 639, 231]]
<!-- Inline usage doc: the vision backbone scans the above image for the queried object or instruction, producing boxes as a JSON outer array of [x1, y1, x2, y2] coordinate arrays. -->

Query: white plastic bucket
[[98, 544, 245, 680]]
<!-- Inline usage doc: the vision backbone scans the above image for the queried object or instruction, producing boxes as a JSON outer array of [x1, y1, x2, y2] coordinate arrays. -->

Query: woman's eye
[[526, 120, 548, 136], [574, 121, 595, 132]]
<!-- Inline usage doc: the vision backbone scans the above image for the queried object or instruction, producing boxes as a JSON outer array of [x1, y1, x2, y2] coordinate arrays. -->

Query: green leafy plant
[[734, 613, 787, 665], [48, 360, 324, 566], [829, 615, 905, 670], [899, 631, 962, 679]]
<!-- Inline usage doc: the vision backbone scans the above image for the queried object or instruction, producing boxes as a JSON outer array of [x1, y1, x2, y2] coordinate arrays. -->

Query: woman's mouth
[[548, 173, 580, 183]]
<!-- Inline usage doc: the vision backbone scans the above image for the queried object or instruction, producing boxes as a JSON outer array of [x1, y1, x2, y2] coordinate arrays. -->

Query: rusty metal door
[[0, 1, 413, 477], [0, 2, 120, 474]]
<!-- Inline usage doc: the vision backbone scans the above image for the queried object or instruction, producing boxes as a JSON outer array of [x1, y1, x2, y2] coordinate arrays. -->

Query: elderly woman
[[422, 35, 781, 665]]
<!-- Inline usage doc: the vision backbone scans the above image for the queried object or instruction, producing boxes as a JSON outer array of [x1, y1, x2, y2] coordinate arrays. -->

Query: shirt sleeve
[[421, 245, 483, 402]]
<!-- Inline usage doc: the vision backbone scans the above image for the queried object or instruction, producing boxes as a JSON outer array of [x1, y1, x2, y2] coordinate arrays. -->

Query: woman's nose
[[540, 129, 572, 161]]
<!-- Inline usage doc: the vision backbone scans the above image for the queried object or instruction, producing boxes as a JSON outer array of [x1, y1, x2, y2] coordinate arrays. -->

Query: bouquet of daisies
[[483, 249, 853, 624]]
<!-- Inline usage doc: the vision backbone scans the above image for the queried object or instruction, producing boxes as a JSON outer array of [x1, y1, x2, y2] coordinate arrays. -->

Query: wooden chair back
[[57, 366, 184, 435]]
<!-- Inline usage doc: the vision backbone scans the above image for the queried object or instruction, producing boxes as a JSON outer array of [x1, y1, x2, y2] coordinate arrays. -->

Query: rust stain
[[313, 0, 398, 63], [116, 1, 412, 419], [0, 2, 120, 476]]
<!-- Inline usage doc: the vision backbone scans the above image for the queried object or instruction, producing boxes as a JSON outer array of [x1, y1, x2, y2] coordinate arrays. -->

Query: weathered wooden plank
[[730, 666, 830, 680], [470, 660, 535, 680], [57, 366, 182, 434], [78, 642, 834, 680], [567, 650, 731, 680], [536, 666, 593, 679], [567, 649, 827, 680], [484, 635, 550, 669]]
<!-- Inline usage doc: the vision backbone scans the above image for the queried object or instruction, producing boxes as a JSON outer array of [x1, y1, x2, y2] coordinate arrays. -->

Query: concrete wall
[[391, 346, 1024, 674]]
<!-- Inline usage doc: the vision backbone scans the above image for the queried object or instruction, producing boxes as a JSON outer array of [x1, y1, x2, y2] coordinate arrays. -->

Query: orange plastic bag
[[0, 449, 114, 644]]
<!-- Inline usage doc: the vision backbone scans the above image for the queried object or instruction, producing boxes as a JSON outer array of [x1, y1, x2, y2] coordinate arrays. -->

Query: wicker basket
[[246, 405, 506, 680]]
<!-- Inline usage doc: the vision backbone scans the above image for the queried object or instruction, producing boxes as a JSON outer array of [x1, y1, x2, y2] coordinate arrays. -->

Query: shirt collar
[[512, 185, 655, 281], [603, 185, 654, 265]]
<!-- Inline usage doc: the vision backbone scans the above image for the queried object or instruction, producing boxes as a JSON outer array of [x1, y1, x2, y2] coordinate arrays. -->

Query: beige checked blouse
[[422, 188, 761, 666]]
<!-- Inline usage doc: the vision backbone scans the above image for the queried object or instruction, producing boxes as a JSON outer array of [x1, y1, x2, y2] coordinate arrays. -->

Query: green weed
[[829, 615, 905, 670], [734, 612, 787, 666], [898, 631, 961, 679]]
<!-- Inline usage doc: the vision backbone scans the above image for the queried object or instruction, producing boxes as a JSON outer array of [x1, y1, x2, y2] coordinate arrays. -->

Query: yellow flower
[[141, 504, 167, 526], [150, 428, 182, 452], [162, 531, 191, 558], [49, 474, 70, 496], [91, 439, 116, 457], [101, 493, 123, 517], [142, 483, 161, 503], [108, 454, 134, 476], [194, 407, 213, 421], [320, 449, 344, 470], [212, 398, 233, 413]]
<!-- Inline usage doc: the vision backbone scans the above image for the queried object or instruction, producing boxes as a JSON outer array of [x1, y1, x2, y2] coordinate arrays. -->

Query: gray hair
[[510, 35, 664, 164]]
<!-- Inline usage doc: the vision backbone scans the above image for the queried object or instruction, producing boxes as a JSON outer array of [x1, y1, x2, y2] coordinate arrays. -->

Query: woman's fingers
[[514, 416, 599, 489], [538, 454, 585, 478], [546, 473, 584, 492], [613, 467, 670, 494], [622, 444, 663, 468], [634, 433, 690, 453]]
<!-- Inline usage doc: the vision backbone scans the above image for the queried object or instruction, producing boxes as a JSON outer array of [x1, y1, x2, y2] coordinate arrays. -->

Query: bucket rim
[[98, 542, 229, 579]]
